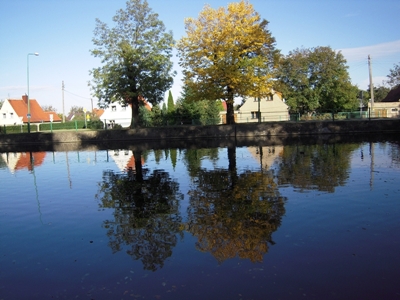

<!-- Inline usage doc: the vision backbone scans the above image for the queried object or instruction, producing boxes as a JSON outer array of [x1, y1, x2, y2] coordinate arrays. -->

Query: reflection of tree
[[96, 151, 183, 271], [170, 149, 177, 170], [187, 147, 286, 263], [277, 143, 358, 192], [0, 154, 6, 169], [183, 148, 219, 177], [388, 142, 400, 167]]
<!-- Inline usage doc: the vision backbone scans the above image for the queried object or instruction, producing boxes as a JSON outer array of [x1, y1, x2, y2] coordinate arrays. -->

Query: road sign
[[27, 113, 31, 118]]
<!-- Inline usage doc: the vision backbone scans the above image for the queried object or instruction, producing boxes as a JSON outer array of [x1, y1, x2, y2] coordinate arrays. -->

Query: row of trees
[[88, 0, 400, 128]]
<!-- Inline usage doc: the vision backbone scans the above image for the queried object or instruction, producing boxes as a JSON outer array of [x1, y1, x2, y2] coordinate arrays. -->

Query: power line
[[64, 89, 91, 100]]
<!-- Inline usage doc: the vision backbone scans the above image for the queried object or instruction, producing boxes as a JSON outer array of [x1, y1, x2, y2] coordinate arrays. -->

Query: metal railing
[[1, 109, 398, 134]]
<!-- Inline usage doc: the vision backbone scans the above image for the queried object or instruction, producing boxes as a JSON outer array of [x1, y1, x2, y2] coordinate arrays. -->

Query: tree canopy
[[167, 90, 175, 113], [177, 0, 280, 124], [89, 0, 175, 128], [274, 46, 358, 115], [386, 62, 400, 88]]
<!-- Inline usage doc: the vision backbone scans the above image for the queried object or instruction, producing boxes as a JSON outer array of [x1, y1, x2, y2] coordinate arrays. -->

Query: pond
[[1, 135, 399, 299]]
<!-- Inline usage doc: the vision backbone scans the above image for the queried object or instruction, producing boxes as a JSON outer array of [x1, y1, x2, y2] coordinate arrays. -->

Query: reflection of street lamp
[[27, 52, 39, 133]]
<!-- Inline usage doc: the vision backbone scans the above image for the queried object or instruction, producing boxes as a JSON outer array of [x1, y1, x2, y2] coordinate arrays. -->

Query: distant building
[[0, 95, 61, 126], [100, 99, 151, 128], [236, 90, 289, 123], [369, 86, 400, 118]]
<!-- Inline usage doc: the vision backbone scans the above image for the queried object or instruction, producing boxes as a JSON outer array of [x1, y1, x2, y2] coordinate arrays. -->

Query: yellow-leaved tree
[[177, 0, 280, 124]]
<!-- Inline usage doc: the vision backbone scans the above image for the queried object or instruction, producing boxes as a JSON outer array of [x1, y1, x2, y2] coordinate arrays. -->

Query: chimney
[[22, 94, 28, 104]]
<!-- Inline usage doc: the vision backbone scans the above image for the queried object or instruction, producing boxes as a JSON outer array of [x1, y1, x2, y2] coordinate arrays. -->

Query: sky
[[1, 0, 399, 114]]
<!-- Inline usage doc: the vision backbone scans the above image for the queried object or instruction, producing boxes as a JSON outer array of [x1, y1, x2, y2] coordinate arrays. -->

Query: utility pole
[[368, 55, 374, 115], [62, 81, 65, 123]]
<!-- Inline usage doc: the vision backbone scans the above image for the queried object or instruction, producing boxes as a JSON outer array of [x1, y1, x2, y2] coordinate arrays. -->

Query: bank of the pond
[[0, 119, 399, 151]]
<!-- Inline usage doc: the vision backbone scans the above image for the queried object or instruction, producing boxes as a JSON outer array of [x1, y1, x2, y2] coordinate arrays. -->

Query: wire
[[64, 89, 91, 100]]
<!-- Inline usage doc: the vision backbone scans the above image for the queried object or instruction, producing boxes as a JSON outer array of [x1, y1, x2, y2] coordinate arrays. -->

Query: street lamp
[[27, 52, 39, 133]]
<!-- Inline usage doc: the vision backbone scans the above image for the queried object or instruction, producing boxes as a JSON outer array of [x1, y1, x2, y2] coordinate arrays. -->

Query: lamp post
[[27, 52, 39, 133]]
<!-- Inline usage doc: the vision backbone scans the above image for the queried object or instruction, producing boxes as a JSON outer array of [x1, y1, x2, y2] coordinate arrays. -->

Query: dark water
[[1, 137, 399, 299]]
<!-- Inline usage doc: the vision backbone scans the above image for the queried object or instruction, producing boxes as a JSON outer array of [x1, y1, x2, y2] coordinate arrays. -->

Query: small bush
[[88, 120, 104, 130], [112, 123, 123, 130]]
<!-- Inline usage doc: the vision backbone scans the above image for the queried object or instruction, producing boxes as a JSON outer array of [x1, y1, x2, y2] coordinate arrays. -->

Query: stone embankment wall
[[0, 119, 399, 152]]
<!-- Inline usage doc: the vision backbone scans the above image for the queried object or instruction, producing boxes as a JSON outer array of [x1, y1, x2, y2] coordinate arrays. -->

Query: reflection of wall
[[247, 146, 283, 170], [1, 152, 46, 173]]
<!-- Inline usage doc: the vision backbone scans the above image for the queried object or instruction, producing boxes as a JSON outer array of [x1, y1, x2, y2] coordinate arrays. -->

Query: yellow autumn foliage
[[177, 0, 279, 108]]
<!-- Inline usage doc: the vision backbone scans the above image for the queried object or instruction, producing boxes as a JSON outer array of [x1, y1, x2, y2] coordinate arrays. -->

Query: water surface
[[1, 138, 399, 299]]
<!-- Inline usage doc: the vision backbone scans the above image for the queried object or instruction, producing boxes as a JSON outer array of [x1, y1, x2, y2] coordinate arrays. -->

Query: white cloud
[[337, 40, 400, 62]]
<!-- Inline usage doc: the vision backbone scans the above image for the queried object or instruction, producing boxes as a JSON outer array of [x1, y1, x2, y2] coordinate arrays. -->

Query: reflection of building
[[109, 149, 144, 172], [247, 146, 283, 170], [1, 152, 46, 173]]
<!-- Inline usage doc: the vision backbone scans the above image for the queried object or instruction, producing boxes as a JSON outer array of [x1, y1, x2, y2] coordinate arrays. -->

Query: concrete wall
[[1, 119, 400, 151]]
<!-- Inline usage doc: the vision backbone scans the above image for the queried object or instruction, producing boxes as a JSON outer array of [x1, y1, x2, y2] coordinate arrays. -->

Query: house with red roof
[[0, 95, 61, 126]]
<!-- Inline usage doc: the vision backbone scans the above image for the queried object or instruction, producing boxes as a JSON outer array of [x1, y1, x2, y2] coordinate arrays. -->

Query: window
[[111, 106, 116, 112], [10, 113, 13, 118], [2, 113, 6, 119], [251, 111, 260, 119], [266, 94, 273, 101]]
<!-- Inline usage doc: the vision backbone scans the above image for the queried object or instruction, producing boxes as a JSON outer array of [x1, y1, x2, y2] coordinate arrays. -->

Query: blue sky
[[1, 0, 399, 113]]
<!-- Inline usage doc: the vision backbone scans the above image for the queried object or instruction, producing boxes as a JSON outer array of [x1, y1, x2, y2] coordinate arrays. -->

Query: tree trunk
[[226, 99, 235, 125], [130, 95, 140, 128], [226, 86, 235, 125]]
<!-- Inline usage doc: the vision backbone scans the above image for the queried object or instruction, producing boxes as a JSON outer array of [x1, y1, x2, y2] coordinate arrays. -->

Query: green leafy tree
[[275, 46, 358, 115], [67, 106, 86, 120], [151, 104, 163, 127], [358, 89, 370, 108], [0, 99, 4, 110], [167, 90, 175, 113], [372, 85, 390, 102], [89, 0, 175, 128], [138, 105, 153, 127], [177, 0, 280, 124], [176, 85, 223, 125], [386, 62, 400, 88]]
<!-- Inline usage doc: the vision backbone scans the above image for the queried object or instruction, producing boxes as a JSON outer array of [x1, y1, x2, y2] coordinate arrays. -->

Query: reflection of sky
[[1, 142, 400, 299]]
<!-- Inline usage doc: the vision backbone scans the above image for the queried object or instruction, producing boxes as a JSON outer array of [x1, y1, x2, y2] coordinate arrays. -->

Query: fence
[[1, 120, 87, 134], [1, 109, 398, 134], [289, 109, 380, 122], [235, 111, 290, 123]]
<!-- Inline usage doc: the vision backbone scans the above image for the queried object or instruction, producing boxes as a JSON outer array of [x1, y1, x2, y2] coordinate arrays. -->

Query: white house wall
[[0, 100, 23, 126], [100, 103, 132, 128], [237, 94, 289, 123]]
